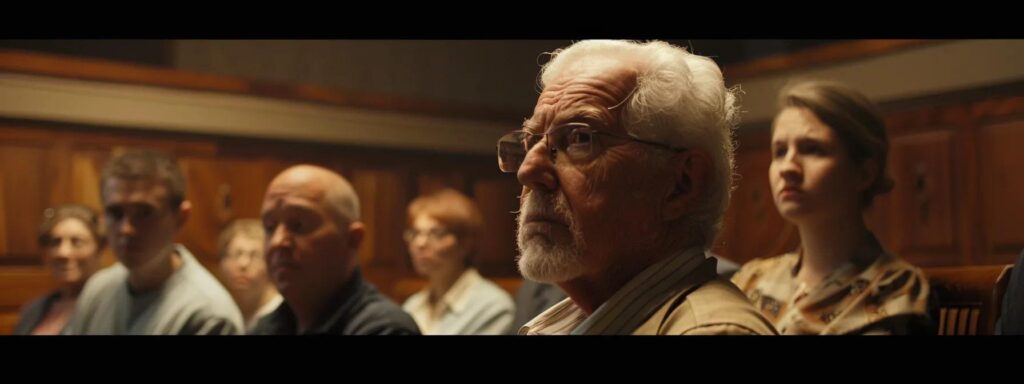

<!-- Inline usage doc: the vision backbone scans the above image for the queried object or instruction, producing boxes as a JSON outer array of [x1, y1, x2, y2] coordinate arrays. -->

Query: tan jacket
[[635, 265, 778, 335]]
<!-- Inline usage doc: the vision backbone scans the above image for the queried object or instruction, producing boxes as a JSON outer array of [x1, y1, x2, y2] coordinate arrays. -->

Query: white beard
[[516, 190, 586, 283]]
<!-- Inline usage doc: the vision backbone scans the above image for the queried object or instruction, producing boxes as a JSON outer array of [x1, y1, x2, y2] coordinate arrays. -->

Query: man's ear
[[347, 221, 366, 253], [662, 150, 711, 222], [175, 200, 192, 228]]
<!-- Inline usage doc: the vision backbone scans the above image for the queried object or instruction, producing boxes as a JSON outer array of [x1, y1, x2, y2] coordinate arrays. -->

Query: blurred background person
[[402, 188, 514, 335], [15, 204, 105, 335], [731, 81, 932, 335], [218, 219, 282, 333]]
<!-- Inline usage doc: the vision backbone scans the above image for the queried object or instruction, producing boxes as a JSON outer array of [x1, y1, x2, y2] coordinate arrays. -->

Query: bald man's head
[[266, 164, 361, 224], [261, 164, 366, 306]]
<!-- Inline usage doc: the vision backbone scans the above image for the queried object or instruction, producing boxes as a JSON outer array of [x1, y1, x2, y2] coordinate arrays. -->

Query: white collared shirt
[[403, 268, 514, 335]]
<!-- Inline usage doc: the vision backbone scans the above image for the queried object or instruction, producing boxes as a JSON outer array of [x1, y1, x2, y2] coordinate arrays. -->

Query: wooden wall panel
[[416, 172, 466, 196], [350, 167, 415, 297], [714, 149, 799, 265], [178, 156, 227, 263], [979, 119, 1024, 264], [471, 176, 521, 277], [0, 143, 53, 265], [0, 268, 55, 335], [887, 129, 959, 267]]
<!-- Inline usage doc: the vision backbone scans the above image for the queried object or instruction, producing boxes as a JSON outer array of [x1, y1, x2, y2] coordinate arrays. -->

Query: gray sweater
[[64, 245, 243, 335]]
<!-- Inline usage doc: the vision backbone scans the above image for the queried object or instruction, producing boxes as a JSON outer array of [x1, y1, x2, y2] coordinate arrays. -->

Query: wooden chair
[[924, 264, 1013, 335]]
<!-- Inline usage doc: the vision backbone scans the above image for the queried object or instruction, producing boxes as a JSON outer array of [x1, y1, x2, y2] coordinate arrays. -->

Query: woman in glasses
[[401, 188, 514, 335], [731, 81, 932, 335], [15, 204, 105, 335]]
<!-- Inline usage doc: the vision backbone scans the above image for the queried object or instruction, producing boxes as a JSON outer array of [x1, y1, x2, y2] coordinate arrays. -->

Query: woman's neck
[[795, 211, 869, 288]]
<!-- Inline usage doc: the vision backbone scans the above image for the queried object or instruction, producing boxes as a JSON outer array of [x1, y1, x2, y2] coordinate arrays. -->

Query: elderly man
[[497, 40, 776, 335], [250, 164, 419, 335]]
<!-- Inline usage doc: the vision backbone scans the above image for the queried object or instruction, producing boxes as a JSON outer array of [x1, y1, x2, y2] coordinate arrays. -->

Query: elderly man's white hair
[[540, 40, 739, 245]]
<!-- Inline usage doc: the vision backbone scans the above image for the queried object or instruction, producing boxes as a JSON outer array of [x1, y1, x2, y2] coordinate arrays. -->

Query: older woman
[[402, 188, 514, 335], [731, 81, 932, 335], [15, 204, 105, 335]]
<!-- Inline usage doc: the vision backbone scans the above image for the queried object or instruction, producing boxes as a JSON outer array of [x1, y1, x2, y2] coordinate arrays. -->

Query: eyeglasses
[[403, 227, 453, 244], [224, 249, 264, 264], [496, 122, 685, 173]]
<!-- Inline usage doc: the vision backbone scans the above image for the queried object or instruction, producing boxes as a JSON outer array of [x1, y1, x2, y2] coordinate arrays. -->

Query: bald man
[[250, 165, 420, 335]]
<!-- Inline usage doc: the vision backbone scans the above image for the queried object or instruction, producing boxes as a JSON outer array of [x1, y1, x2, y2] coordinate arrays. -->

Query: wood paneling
[[0, 49, 522, 123], [0, 268, 55, 334], [714, 149, 798, 265], [0, 143, 53, 265], [887, 130, 959, 266], [472, 176, 521, 277], [979, 120, 1024, 263], [723, 40, 936, 80], [416, 173, 466, 196], [351, 168, 414, 275], [0, 173, 6, 256]]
